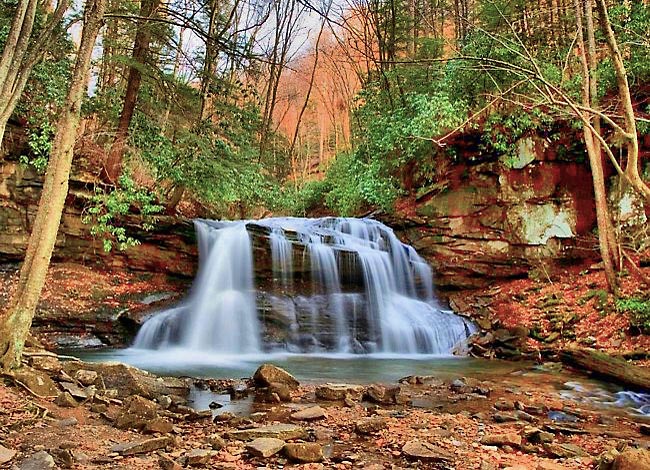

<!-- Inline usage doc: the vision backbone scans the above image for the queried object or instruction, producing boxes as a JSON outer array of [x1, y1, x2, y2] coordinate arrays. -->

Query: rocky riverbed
[[1, 354, 649, 470]]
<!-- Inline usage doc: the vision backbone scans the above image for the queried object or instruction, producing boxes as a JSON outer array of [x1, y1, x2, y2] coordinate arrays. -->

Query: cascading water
[[133, 217, 474, 356]]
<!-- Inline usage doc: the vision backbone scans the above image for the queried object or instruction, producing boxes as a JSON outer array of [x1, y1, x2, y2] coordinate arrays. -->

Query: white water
[[133, 217, 474, 356]]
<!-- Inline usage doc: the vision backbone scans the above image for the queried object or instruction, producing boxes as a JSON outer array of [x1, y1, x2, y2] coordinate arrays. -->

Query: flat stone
[[283, 443, 323, 463], [186, 448, 212, 466], [74, 369, 98, 386], [291, 406, 326, 421], [315, 383, 364, 401], [226, 424, 307, 441], [246, 438, 285, 458], [493, 412, 519, 423], [110, 436, 173, 456], [355, 417, 388, 435], [159, 452, 183, 470], [54, 417, 78, 427], [0, 445, 16, 464], [543, 443, 587, 458], [14, 368, 58, 397], [480, 433, 522, 447], [402, 441, 453, 461], [60, 382, 88, 399], [253, 364, 299, 390], [19, 451, 55, 470]]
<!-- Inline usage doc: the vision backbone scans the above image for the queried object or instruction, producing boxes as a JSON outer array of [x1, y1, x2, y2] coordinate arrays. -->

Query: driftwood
[[560, 348, 650, 391]]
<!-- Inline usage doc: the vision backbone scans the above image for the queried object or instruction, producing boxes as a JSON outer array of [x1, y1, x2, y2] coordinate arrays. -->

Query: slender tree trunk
[[104, 0, 159, 184], [0, 0, 106, 371], [574, 0, 618, 293]]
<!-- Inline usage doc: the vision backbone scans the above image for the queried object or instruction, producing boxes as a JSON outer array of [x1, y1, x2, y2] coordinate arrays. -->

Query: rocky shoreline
[[1, 353, 649, 469]]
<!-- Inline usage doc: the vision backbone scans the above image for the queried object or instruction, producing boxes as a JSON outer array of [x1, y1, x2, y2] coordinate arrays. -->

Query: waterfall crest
[[133, 217, 474, 355]]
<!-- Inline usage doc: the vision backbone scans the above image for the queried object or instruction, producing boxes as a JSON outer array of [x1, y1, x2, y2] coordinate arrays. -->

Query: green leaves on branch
[[82, 174, 163, 252]]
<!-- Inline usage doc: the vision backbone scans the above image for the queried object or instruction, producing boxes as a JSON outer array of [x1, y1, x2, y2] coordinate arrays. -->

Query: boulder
[[18, 451, 55, 470], [355, 417, 388, 435], [114, 395, 159, 430], [612, 449, 650, 470], [246, 438, 285, 458], [253, 364, 299, 390], [402, 441, 453, 461], [315, 383, 364, 401], [366, 384, 401, 404], [14, 367, 58, 397], [63, 361, 189, 400], [480, 433, 522, 447], [283, 443, 324, 463], [59, 382, 91, 400], [291, 405, 326, 421], [143, 417, 173, 434], [256, 382, 292, 403], [226, 424, 307, 441], [110, 436, 173, 456]]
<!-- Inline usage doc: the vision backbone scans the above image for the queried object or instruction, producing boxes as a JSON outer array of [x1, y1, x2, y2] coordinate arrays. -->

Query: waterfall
[[133, 217, 474, 355]]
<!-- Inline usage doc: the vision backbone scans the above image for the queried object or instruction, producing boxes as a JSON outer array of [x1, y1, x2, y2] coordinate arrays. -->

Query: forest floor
[[0, 352, 649, 469]]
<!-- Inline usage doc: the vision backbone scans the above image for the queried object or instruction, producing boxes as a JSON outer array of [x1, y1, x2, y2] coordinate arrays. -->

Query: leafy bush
[[617, 297, 650, 334]]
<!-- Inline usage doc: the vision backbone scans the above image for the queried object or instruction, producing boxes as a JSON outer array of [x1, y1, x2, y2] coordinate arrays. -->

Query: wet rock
[[480, 433, 522, 447], [0, 445, 16, 464], [548, 410, 579, 422], [612, 448, 650, 470], [55, 391, 78, 408], [110, 436, 173, 455], [398, 375, 444, 386], [402, 441, 453, 461], [29, 355, 61, 373], [366, 384, 401, 404], [226, 424, 307, 441], [450, 378, 473, 394], [315, 383, 364, 401], [246, 438, 285, 458], [291, 405, 326, 421], [640, 425, 650, 436], [19, 451, 55, 470], [14, 367, 58, 397], [186, 448, 212, 466], [207, 434, 226, 450], [74, 369, 98, 386], [253, 364, 299, 390], [284, 443, 324, 463], [144, 417, 174, 434], [268, 382, 292, 402], [229, 380, 249, 400], [208, 401, 222, 409], [543, 443, 588, 458], [355, 417, 388, 435]]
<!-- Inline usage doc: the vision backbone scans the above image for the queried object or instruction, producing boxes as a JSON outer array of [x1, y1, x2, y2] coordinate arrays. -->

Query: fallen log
[[560, 348, 650, 391]]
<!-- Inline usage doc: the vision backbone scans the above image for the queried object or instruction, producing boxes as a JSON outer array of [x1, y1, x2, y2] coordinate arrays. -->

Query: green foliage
[[617, 297, 650, 334], [82, 174, 163, 252], [19, 121, 55, 173]]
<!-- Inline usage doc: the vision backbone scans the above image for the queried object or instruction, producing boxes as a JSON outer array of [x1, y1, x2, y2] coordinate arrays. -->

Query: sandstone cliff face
[[384, 150, 598, 288], [0, 160, 197, 277]]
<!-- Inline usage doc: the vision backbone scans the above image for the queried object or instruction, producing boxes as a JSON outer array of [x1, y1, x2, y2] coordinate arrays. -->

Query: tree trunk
[[560, 348, 650, 390], [104, 0, 159, 184], [0, 0, 106, 371], [574, 0, 619, 293]]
